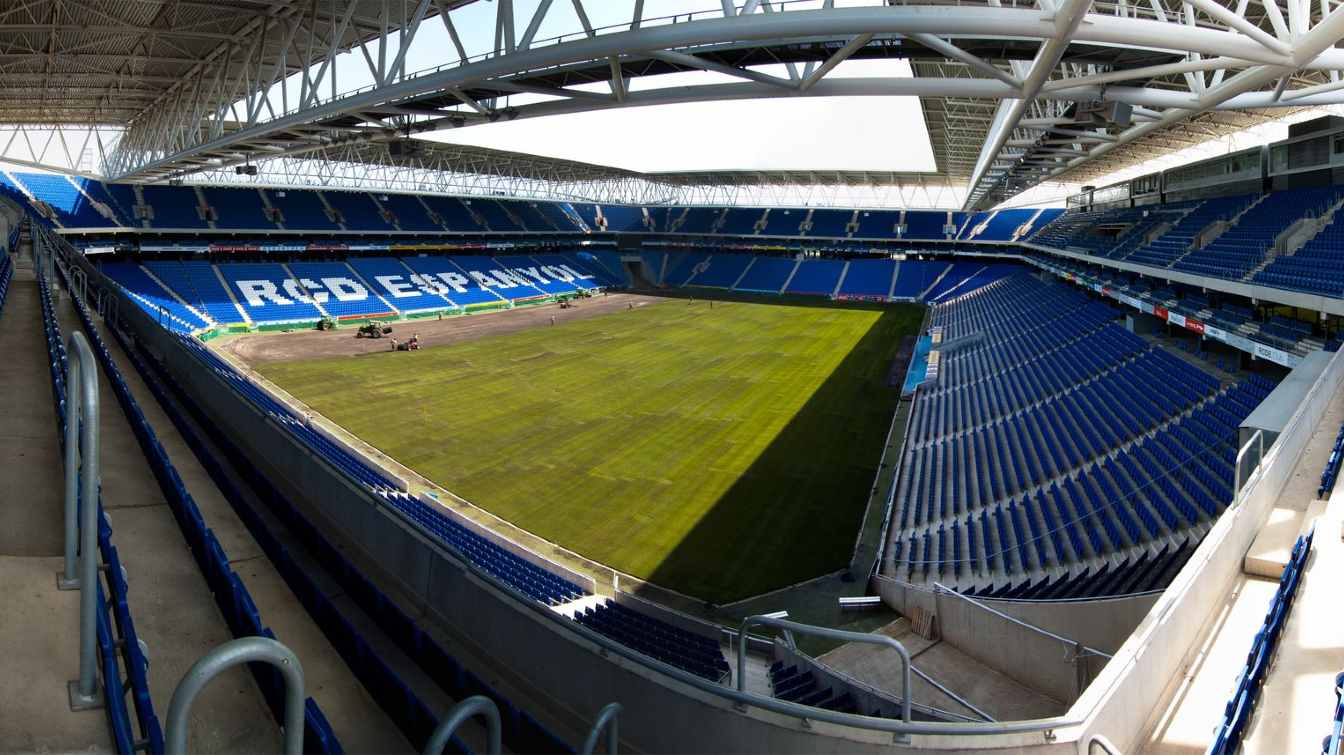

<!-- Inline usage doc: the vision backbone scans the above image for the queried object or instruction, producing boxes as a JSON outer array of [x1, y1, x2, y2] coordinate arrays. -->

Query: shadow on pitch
[[633, 301, 924, 605]]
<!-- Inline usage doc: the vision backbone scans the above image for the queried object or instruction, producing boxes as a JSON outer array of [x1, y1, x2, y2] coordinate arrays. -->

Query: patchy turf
[[257, 296, 922, 603]]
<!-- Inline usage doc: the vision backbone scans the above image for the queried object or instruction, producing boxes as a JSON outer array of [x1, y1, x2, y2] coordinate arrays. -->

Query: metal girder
[[191, 138, 968, 208], [94, 0, 1344, 201], [8, 0, 1344, 208], [963, 0, 1093, 210]]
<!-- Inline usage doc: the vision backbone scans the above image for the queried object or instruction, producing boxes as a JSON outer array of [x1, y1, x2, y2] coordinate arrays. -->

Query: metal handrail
[[1088, 733, 1123, 754], [58, 330, 104, 711], [737, 615, 912, 742], [1235, 429, 1266, 493], [580, 702, 622, 755], [932, 584, 1114, 660], [165, 637, 305, 755], [422, 695, 501, 755]]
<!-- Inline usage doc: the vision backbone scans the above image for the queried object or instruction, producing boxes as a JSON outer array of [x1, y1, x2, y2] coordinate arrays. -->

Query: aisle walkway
[[52, 288, 280, 752], [80, 305, 412, 752], [0, 256, 112, 752]]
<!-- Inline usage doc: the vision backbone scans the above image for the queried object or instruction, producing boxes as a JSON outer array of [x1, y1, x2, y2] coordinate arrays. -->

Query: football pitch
[[256, 295, 923, 603]]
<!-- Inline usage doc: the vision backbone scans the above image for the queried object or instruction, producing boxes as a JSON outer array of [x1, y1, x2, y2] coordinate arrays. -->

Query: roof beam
[[963, 0, 1093, 210]]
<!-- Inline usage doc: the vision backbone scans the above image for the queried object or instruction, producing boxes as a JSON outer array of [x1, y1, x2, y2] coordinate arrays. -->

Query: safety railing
[[738, 615, 912, 742], [165, 638, 304, 755], [39, 256, 163, 753], [422, 696, 501, 755], [52, 251, 344, 753], [580, 702, 623, 755], [59, 331, 102, 710]]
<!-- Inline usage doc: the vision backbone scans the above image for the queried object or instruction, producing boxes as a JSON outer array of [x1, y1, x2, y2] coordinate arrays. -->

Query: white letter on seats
[[281, 278, 314, 303], [300, 278, 330, 304], [560, 264, 591, 280], [436, 271, 469, 293], [322, 277, 366, 301], [468, 271, 497, 289], [409, 274, 448, 295], [516, 266, 549, 284], [236, 280, 291, 307], [375, 275, 418, 298], [541, 265, 573, 282]]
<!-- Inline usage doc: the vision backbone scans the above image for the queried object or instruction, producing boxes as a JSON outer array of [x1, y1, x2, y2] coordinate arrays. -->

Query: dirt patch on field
[[219, 292, 667, 366]]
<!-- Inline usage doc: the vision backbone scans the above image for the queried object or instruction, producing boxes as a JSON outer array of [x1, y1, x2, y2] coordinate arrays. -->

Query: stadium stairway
[[0, 252, 117, 751], [52, 264, 538, 752]]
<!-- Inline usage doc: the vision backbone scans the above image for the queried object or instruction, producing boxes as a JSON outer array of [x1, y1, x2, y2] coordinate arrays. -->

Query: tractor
[[356, 322, 392, 338]]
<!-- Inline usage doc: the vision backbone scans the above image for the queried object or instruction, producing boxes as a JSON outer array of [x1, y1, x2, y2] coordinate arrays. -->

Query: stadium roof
[[3, 0, 1344, 209]]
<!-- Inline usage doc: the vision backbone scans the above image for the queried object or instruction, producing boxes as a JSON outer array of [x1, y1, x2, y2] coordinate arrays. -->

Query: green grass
[[257, 297, 923, 603]]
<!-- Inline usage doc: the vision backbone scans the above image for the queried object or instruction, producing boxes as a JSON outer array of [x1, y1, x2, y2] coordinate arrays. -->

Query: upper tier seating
[[1174, 188, 1341, 279], [420, 196, 486, 232], [202, 187, 275, 230], [761, 208, 803, 236], [1254, 209, 1344, 296], [268, 189, 340, 230], [324, 191, 395, 232], [964, 209, 1036, 241], [854, 210, 900, 238], [719, 209, 762, 235], [377, 194, 442, 232], [141, 185, 209, 229], [14, 173, 119, 228], [598, 205, 645, 232], [676, 208, 720, 234], [807, 209, 852, 238], [903, 211, 949, 240], [470, 199, 525, 232], [1123, 196, 1252, 267]]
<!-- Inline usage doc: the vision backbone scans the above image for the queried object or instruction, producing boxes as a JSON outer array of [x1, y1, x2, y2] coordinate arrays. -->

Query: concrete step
[[1244, 499, 1327, 578]]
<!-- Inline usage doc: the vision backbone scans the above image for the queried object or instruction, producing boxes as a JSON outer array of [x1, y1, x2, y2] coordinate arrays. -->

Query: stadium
[[3, 1, 1344, 753]]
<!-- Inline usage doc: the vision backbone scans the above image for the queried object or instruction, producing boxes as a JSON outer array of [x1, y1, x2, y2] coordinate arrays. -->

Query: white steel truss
[[189, 139, 966, 208], [13, 0, 1344, 208]]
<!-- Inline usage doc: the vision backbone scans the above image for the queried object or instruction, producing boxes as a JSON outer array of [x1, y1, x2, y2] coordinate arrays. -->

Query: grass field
[[257, 296, 922, 603]]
